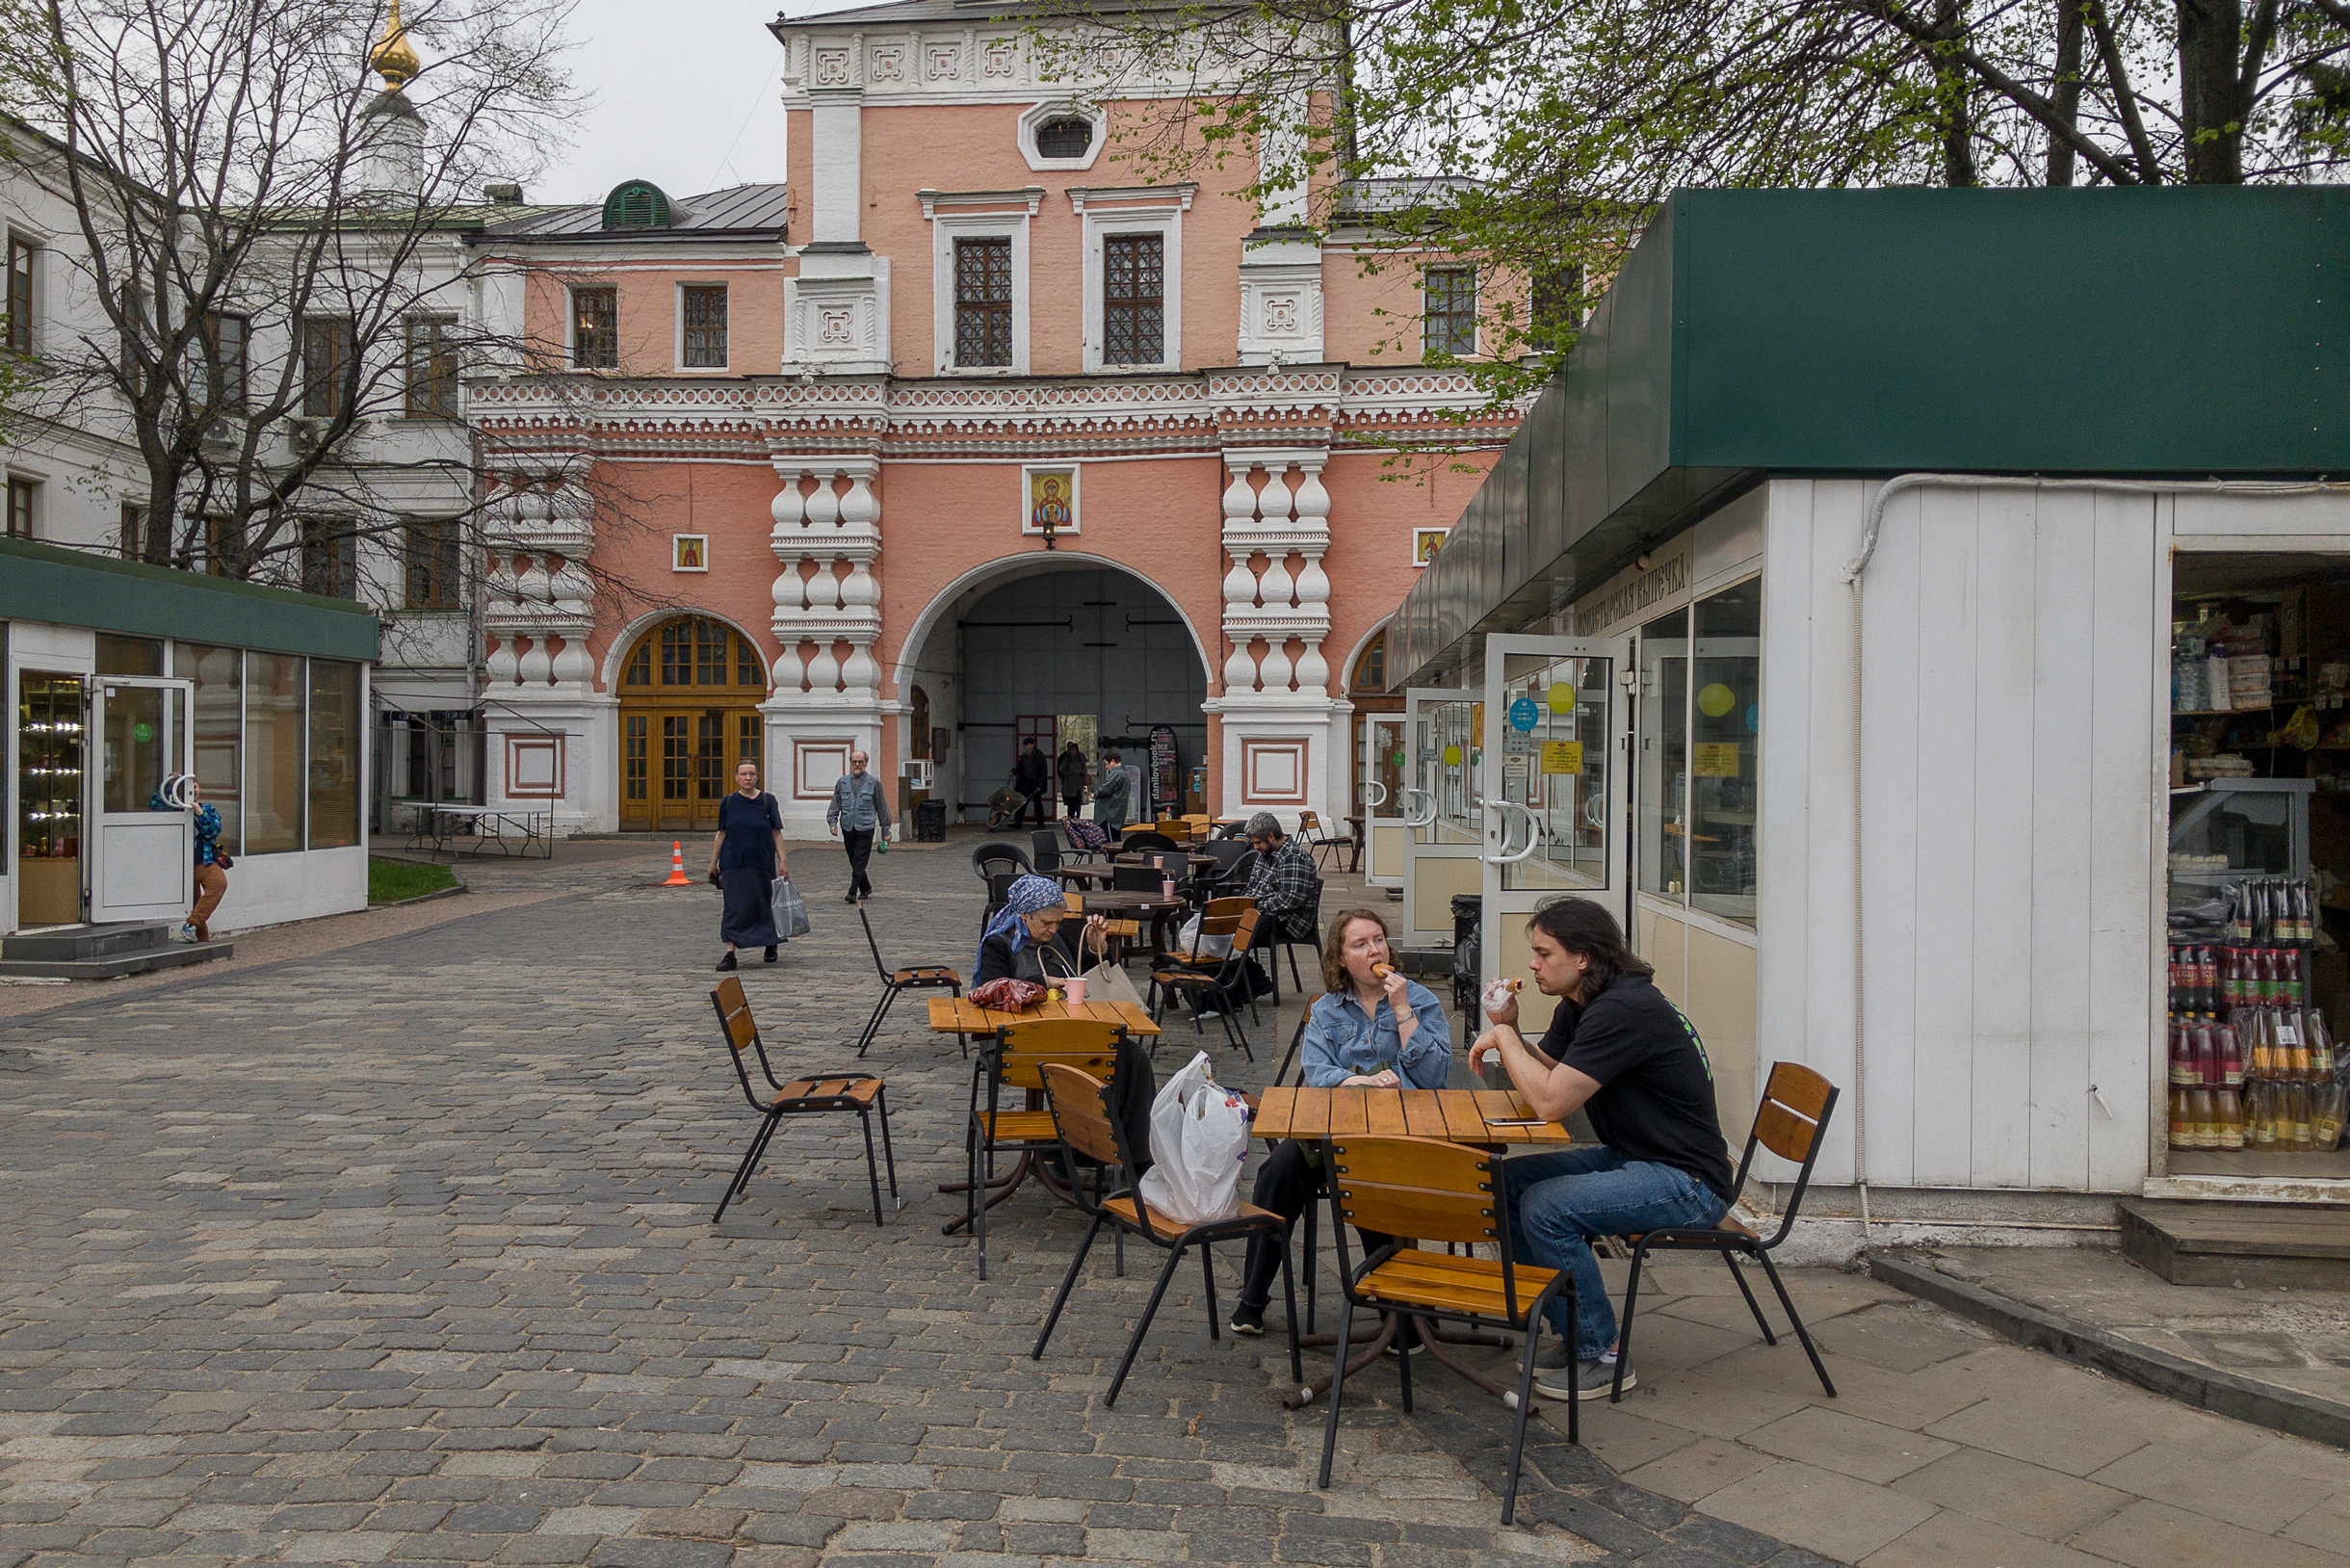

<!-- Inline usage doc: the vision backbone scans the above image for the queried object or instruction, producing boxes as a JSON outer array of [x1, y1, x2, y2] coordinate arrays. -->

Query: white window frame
[[924, 198, 1033, 375], [1018, 101, 1107, 173], [675, 281, 730, 372], [1073, 187, 1190, 375], [5, 472, 41, 540]]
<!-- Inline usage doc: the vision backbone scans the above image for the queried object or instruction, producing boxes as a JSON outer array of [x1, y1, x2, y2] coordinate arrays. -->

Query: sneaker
[[1532, 1355, 1634, 1400], [179, 923, 198, 944], [1229, 1303, 1266, 1337]]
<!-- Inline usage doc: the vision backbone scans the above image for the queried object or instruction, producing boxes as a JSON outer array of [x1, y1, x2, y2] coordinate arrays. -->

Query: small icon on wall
[[672, 534, 709, 572]]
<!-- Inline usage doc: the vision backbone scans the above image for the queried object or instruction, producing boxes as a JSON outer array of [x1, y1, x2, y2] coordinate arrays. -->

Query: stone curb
[[1867, 1251, 2350, 1450], [370, 881, 470, 909]]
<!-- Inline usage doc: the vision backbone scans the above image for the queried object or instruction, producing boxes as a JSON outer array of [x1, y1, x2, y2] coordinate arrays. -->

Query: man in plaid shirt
[[1243, 812, 1319, 943]]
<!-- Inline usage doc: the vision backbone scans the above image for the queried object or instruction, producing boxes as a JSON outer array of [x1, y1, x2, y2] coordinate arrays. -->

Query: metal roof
[[1390, 186, 2350, 687], [0, 537, 379, 662], [486, 183, 790, 241]]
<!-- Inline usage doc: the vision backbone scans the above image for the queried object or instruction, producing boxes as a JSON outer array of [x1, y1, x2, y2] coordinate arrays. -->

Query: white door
[[88, 678, 194, 925], [1398, 687, 1484, 945], [1362, 713, 1406, 889], [1479, 635, 1632, 1032]]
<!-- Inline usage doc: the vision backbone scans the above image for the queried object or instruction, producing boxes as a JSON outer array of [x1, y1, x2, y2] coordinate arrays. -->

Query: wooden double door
[[616, 617, 770, 833]]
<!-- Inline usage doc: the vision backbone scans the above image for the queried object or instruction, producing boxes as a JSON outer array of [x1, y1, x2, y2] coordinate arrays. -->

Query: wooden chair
[[852, 906, 961, 1058], [1063, 891, 1140, 958], [1318, 1136, 1577, 1524], [1031, 1063, 1302, 1404], [709, 976, 898, 1225], [963, 1018, 1125, 1280], [1153, 816, 1190, 842], [1148, 906, 1264, 1058], [1611, 1062, 1841, 1403]]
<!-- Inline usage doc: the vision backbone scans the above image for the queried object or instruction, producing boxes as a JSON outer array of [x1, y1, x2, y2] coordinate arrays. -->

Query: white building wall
[[1757, 478, 2169, 1196]]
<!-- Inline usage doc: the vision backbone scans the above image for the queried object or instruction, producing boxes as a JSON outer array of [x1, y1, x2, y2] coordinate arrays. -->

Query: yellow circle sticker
[[1698, 682, 1736, 719], [1442, 745, 1463, 767], [1546, 681, 1577, 714]]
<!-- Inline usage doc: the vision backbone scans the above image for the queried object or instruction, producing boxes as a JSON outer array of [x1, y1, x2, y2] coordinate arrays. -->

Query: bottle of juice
[[2169, 1086, 2193, 1149], [2243, 1009, 2275, 1078], [2250, 1084, 2280, 1150], [2308, 1009, 2335, 1080], [2231, 883, 2256, 946], [2215, 1088, 2244, 1150], [2315, 1085, 2345, 1152], [2288, 1085, 2315, 1151], [2200, 947, 2220, 1011], [2282, 1009, 2314, 1080], [2191, 1088, 2220, 1149], [2217, 1023, 2243, 1086]]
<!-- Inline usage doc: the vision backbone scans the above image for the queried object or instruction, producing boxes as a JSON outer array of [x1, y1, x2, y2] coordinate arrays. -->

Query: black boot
[[715, 951, 738, 972], [763, 946, 778, 964]]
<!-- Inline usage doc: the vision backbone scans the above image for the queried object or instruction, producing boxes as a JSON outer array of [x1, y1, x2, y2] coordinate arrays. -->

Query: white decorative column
[[1201, 443, 1350, 832], [765, 452, 887, 836], [478, 462, 602, 833]]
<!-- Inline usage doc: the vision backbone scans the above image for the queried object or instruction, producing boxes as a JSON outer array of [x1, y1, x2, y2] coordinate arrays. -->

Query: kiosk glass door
[[90, 677, 194, 924], [1400, 687, 1483, 944]]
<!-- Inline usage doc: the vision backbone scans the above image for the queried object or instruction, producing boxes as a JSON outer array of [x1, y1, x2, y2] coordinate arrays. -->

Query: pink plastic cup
[[1062, 975, 1088, 1006]]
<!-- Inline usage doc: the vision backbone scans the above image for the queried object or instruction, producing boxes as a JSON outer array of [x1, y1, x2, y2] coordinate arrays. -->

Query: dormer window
[[1034, 117, 1092, 159], [601, 179, 673, 231]]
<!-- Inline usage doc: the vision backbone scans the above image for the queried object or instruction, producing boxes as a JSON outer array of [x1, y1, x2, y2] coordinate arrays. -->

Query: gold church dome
[[369, 1, 421, 91]]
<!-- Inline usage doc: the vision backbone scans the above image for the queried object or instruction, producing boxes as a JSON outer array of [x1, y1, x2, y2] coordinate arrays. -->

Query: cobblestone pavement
[[5, 836, 2343, 1568]]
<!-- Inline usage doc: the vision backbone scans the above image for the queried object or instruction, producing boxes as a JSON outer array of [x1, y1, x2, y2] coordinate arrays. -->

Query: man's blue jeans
[[1501, 1146, 1726, 1358]]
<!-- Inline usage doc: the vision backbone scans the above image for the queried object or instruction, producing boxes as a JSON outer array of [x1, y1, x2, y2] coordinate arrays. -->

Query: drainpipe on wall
[[1841, 474, 2346, 1234]]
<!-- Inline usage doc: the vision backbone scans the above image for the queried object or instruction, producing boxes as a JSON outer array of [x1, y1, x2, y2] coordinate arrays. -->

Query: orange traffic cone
[[663, 841, 692, 886]]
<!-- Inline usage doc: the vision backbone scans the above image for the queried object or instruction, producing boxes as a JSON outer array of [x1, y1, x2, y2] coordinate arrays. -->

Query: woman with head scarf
[[973, 873, 1110, 986]]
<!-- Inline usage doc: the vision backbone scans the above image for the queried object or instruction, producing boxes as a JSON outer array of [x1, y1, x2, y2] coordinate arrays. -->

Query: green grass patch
[[369, 856, 459, 904]]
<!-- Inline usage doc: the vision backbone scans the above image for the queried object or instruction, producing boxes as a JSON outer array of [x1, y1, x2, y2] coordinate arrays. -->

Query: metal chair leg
[[1274, 1231, 1305, 1385], [1200, 1241, 1220, 1340], [713, 1112, 779, 1222], [1108, 1242, 1189, 1407], [1317, 1286, 1353, 1488], [1756, 1252, 1836, 1398], [1503, 1315, 1542, 1526], [875, 1087, 900, 1203], [1612, 1245, 1647, 1403], [1722, 1249, 1778, 1344], [859, 1110, 884, 1227], [1031, 1213, 1104, 1359], [1302, 1197, 1319, 1336], [855, 985, 899, 1058], [1396, 1316, 1414, 1414]]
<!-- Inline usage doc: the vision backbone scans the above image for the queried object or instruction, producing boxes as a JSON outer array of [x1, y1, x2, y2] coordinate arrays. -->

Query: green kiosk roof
[[1393, 186, 2348, 686], [0, 536, 380, 662]]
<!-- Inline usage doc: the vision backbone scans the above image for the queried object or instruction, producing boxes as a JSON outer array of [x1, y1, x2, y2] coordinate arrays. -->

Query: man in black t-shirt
[[1469, 898, 1733, 1401]]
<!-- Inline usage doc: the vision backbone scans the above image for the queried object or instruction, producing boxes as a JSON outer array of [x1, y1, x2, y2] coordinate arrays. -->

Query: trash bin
[[915, 798, 948, 843], [1450, 894, 1482, 1011]]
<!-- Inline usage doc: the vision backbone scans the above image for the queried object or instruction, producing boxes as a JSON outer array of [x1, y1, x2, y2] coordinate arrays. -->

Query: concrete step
[[2118, 1197, 2350, 1289], [1, 923, 174, 962]]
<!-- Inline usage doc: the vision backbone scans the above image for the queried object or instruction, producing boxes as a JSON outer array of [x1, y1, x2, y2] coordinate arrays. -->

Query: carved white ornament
[[814, 47, 851, 86]]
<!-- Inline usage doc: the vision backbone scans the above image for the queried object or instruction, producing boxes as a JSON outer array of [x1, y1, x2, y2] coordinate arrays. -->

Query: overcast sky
[[526, 0, 869, 207]]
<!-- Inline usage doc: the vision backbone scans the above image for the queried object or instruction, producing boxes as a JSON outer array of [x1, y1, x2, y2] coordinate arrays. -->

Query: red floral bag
[[967, 978, 1047, 1011]]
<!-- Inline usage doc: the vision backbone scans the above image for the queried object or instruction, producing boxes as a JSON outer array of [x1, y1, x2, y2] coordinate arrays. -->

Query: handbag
[[770, 876, 810, 940]]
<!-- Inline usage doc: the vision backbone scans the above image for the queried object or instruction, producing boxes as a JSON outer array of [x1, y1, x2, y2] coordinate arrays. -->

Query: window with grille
[[300, 316, 352, 418], [625, 642, 651, 686], [738, 715, 760, 772], [1103, 232, 1163, 365], [7, 234, 35, 355], [1423, 268, 1477, 357], [660, 621, 690, 685], [736, 634, 760, 689], [1034, 117, 1092, 159], [661, 716, 692, 800], [681, 285, 727, 367], [694, 619, 728, 686], [405, 317, 458, 417], [404, 519, 461, 609], [696, 713, 726, 799], [953, 237, 1012, 368], [572, 286, 616, 368]]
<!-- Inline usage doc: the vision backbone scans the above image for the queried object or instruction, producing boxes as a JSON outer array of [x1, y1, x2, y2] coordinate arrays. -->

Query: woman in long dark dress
[[707, 761, 787, 972]]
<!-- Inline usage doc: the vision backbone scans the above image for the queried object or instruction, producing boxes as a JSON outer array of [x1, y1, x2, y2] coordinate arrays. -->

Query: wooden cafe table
[[927, 996, 1162, 1232], [1252, 1085, 1572, 1408]]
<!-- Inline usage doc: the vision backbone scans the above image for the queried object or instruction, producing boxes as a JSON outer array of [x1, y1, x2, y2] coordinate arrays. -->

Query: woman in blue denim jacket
[[1229, 909, 1452, 1337]]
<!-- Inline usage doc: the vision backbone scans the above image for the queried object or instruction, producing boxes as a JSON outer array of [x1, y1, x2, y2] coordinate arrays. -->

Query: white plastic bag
[[1136, 1051, 1250, 1226], [1173, 913, 1233, 960]]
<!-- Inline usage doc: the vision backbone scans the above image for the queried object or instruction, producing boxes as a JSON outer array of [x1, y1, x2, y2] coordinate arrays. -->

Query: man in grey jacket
[[1092, 747, 1133, 833], [826, 749, 892, 903]]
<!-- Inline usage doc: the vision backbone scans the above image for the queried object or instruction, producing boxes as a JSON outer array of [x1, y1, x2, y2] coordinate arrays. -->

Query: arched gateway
[[615, 616, 770, 832]]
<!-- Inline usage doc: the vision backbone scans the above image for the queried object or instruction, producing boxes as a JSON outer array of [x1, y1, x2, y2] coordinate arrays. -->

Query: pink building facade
[[466, 0, 1511, 837]]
